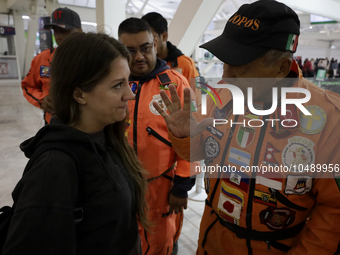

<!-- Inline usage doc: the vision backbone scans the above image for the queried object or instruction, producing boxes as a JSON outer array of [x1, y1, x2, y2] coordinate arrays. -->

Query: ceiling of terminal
[[54, 0, 340, 47], [2, 0, 340, 53]]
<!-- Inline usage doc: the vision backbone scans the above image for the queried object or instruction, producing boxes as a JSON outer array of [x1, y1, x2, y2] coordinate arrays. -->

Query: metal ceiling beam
[[138, 0, 149, 15], [168, 0, 225, 56], [277, 0, 340, 22]]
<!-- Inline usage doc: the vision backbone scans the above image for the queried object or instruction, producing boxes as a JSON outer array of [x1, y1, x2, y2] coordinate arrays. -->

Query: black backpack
[[0, 149, 84, 254]]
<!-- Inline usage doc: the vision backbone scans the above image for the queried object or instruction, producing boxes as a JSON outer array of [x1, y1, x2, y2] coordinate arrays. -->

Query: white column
[[168, 0, 225, 56], [96, 0, 125, 38], [12, 9, 25, 78], [24, 0, 39, 76]]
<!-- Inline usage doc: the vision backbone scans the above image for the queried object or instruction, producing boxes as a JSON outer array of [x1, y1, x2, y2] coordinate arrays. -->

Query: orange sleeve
[[178, 55, 199, 82], [21, 51, 51, 108]]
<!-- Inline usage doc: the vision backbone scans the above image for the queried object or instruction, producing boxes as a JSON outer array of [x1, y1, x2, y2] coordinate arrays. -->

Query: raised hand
[[153, 84, 213, 138]]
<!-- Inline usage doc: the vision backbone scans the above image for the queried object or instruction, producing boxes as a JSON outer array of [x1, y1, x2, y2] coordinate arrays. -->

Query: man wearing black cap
[[21, 7, 82, 124], [153, 0, 340, 254]]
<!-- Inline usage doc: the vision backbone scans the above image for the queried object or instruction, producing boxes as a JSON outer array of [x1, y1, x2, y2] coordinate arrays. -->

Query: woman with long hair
[[3, 32, 148, 255]]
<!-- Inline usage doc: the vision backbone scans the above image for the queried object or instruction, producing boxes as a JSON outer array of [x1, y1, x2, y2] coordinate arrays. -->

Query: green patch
[[334, 173, 340, 191], [159, 83, 177, 90]]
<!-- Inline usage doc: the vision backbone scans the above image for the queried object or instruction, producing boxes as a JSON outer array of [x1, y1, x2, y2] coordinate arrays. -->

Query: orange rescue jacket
[[127, 61, 193, 255], [22, 48, 55, 123], [169, 61, 340, 255]]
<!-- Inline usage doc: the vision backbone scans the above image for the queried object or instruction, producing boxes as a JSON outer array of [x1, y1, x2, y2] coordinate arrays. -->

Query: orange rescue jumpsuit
[[22, 48, 55, 124], [128, 63, 193, 255], [169, 61, 340, 255]]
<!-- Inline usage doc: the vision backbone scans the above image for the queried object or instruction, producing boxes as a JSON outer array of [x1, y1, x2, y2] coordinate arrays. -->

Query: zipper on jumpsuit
[[131, 82, 151, 255], [146, 127, 172, 147], [133, 82, 143, 154]]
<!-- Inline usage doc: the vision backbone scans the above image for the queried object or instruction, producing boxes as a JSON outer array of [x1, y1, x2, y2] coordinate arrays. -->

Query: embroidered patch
[[262, 142, 280, 166], [159, 82, 177, 90], [299, 105, 327, 135], [40, 66, 50, 77], [149, 94, 167, 115], [282, 136, 315, 172], [244, 103, 263, 119], [157, 73, 171, 84], [270, 129, 291, 139], [204, 136, 220, 159], [260, 207, 295, 230], [213, 100, 233, 119], [228, 147, 251, 167], [236, 126, 255, 148], [284, 175, 312, 195], [254, 190, 277, 207], [270, 121, 291, 139], [217, 182, 244, 225], [125, 119, 131, 137], [191, 100, 198, 112], [277, 104, 300, 130], [130, 82, 137, 94], [206, 125, 224, 140], [222, 168, 250, 192], [256, 171, 283, 191]]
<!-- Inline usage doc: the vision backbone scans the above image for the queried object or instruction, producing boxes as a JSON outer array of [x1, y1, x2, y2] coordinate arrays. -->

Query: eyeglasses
[[127, 43, 154, 57]]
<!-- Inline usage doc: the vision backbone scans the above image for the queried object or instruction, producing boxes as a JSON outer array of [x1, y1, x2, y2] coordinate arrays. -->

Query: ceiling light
[[331, 45, 336, 49], [319, 31, 326, 33], [22, 15, 30, 19], [81, 21, 97, 26], [309, 26, 313, 29]]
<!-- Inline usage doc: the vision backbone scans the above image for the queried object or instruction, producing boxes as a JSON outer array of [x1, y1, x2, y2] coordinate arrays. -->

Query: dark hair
[[118, 17, 152, 36], [141, 12, 168, 35], [50, 32, 150, 229]]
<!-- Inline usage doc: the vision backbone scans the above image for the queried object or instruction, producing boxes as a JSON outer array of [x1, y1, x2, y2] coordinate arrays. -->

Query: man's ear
[[73, 87, 87, 105], [276, 57, 293, 79], [153, 37, 158, 54], [161, 31, 168, 42]]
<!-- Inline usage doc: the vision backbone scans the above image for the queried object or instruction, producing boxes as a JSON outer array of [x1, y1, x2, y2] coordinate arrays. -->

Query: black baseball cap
[[200, 0, 300, 66], [44, 7, 81, 30]]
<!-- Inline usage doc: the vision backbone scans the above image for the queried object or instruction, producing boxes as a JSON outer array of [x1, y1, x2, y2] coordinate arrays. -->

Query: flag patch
[[284, 175, 312, 195], [237, 126, 255, 148], [228, 147, 251, 167], [222, 169, 250, 192], [286, 34, 298, 51], [262, 142, 280, 166], [254, 190, 277, 207], [256, 171, 283, 190], [217, 182, 244, 224]]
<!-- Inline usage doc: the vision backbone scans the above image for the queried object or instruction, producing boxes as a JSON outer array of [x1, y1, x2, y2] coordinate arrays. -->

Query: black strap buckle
[[73, 207, 83, 223]]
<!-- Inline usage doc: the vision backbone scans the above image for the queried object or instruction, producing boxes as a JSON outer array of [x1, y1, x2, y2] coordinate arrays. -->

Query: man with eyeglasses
[[118, 18, 195, 255], [141, 12, 199, 97]]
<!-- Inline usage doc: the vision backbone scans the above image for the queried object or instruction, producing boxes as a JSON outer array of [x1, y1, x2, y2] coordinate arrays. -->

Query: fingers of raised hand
[[169, 84, 182, 111], [153, 100, 169, 118], [183, 88, 192, 112], [158, 90, 175, 114]]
